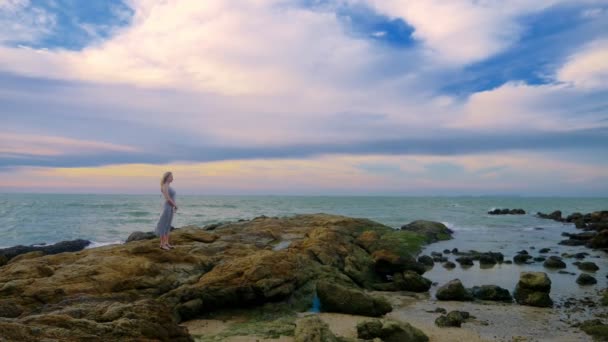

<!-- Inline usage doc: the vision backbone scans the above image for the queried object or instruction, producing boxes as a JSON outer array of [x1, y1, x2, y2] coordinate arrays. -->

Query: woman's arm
[[161, 184, 177, 208]]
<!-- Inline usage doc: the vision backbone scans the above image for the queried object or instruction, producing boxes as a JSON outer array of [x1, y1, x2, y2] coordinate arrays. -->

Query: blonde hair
[[160, 171, 173, 190]]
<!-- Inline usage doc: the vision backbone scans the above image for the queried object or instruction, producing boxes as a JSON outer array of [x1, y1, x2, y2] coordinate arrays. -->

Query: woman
[[156, 171, 177, 250]]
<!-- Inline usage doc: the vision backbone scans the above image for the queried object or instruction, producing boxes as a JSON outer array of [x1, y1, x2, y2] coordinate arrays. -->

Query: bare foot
[[167, 244, 175, 249], [160, 245, 171, 251]]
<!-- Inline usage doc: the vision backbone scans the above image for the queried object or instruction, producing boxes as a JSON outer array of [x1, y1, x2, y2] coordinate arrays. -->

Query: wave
[[86, 240, 124, 249]]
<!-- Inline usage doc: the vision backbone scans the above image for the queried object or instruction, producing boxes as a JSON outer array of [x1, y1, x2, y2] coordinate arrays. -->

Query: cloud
[[557, 38, 608, 89], [0, 132, 138, 158], [0, 0, 56, 44], [358, 0, 566, 65]]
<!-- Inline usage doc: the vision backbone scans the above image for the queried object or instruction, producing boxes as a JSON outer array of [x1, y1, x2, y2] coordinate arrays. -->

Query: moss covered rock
[[514, 272, 553, 307], [357, 319, 428, 342], [436, 279, 472, 301], [317, 280, 392, 317], [400, 220, 453, 242], [294, 315, 338, 342]]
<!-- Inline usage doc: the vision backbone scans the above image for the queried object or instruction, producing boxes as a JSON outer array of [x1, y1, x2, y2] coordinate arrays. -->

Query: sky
[[0, 0, 607, 196]]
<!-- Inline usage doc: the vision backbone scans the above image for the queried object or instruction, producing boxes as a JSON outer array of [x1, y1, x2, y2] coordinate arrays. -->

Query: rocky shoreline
[[0, 212, 606, 341]]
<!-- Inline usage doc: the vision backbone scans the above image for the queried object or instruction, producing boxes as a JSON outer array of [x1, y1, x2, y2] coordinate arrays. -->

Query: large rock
[[576, 274, 597, 285], [471, 285, 512, 302], [0, 214, 433, 341], [400, 220, 453, 242], [514, 272, 553, 307], [294, 315, 338, 342], [436, 279, 472, 301], [393, 271, 432, 292], [357, 319, 429, 342], [0, 239, 91, 262], [317, 280, 392, 317], [537, 211, 563, 221], [587, 230, 608, 249], [578, 262, 599, 272]]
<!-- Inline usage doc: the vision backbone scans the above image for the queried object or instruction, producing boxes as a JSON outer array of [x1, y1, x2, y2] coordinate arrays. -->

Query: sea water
[[1, 193, 606, 301]]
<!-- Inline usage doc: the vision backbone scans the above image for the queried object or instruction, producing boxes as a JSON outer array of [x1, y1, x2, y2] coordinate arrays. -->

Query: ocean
[[1, 193, 606, 301]]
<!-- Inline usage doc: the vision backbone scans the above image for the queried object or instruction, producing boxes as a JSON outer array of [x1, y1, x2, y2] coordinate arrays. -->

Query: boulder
[[578, 262, 599, 272], [357, 319, 428, 342], [471, 285, 512, 302], [126, 231, 156, 243], [576, 274, 597, 285], [455, 256, 474, 266], [417, 255, 434, 267], [394, 271, 432, 292], [435, 311, 470, 328], [537, 211, 562, 221], [587, 230, 608, 249], [400, 220, 453, 242], [539, 248, 551, 254], [479, 254, 497, 267], [436, 279, 472, 301], [294, 315, 338, 342], [443, 261, 456, 269], [514, 254, 533, 264], [543, 256, 566, 269], [514, 272, 553, 307], [316, 281, 391, 317]]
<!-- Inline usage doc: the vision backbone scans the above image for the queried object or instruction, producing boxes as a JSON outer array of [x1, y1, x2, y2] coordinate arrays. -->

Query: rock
[[417, 255, 434, 267], [580, 319, 608, 341], [357, 319, 429, 342], [0, 239, 91, 262], [517, 250, 529, 255], [436, 279, 472, 301], [504, 260, 513, 264], [317, 281, 392, 317], [442, 261, 456, 269], [455, 256, 474, 266], [587, 230, 608, 249], [471, 285, 512, 302], [488, 208, 525, 215], [539, 248, 551, 254], [395, 271, 432, 292], [566, 212, 583, 222], [435, 311, 469, 327], [514, 272, 553, 307], [537, 211, 563, 221], [576, 274, 597, 285], [443, 249, 451, 254], [578, 262, 599, 272], [568, 232, 597, 240], [0, 214, 433, 341], [514, 254, 533, 264], [451, 248, 459, 254], [479, 254, 497, 267], [533, 256, 546, 262], [543, 256, 566, 269], [400, 220, 453, 242], [126, 231, 157, 243], [558, 239, 587, 246], [294, 315, 338, 342]]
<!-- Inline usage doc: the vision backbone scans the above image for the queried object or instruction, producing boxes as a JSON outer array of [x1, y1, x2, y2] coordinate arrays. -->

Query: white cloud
[[358, 0, 565, 65], [0, 0, 56, 44], [557, 38, 608, 89]]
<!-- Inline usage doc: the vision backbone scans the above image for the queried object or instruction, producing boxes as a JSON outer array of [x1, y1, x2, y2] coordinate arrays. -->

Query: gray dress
[[156, 186, 176, 237]]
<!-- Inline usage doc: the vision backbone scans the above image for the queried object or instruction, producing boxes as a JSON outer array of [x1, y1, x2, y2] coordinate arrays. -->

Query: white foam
[[86, 240, 123, 249]]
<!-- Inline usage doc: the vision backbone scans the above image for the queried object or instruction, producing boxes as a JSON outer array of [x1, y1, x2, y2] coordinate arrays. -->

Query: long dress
[[156, 186, 176, 237]]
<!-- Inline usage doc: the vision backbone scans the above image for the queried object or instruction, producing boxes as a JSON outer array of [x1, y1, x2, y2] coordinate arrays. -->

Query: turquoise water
[[1, 194, 606, 301]]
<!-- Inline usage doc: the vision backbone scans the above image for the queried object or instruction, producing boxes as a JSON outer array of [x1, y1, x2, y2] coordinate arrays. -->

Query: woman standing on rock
[[157, 171, 177, 250]]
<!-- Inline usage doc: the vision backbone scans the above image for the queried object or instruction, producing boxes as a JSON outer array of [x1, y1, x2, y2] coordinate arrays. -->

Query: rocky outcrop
[[0, 239, 90, 265], [400, 220, 453, 242], [537, 210, 563, 221], [357, 319, 429, 342], [436, 279, 472, 301], [488, 208, 525, 215], [587, 230, 608, 249], [1, 214, 435, 341], [514, 272, 553, 307]]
